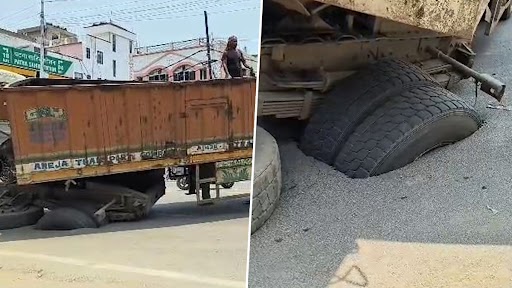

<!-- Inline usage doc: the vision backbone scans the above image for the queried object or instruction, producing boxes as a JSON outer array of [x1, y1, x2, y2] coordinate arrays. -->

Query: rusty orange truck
[[0, 77, 255, 230]]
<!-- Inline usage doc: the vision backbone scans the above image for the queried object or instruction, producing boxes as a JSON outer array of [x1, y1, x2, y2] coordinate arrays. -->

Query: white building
[[80, 22, 136, 80], [132, 38, 258, 82]]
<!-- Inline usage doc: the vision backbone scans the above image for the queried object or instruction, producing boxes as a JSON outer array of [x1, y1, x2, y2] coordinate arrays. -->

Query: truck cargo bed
[[1, 78, 256, 185]]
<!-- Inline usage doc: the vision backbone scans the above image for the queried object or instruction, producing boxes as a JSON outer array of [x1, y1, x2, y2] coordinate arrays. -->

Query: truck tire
[[251, 127, 281, 233], [301, 59, 437, 165], [221, 182, 235, 189], [502, 4, 512, 20], [0, 206, 44, 230], [35, 207, 98, 230], [334, 83, 481, 178]]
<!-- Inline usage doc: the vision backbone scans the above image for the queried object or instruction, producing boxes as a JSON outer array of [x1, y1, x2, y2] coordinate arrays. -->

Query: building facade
[[0, 27, 81, 79], [132, 38, 258, 82], [2, 23, 255, 83], [40, 22, 136, 80], [18, 23, 79, 48], [80, 22, 135, 80]]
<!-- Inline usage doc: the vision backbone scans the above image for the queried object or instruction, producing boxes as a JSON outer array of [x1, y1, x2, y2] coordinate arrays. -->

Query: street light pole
[[39, 0, 45, 78]]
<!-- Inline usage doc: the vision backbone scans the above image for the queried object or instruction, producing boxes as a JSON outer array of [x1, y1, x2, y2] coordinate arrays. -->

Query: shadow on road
[[0, 197, 250, 243]]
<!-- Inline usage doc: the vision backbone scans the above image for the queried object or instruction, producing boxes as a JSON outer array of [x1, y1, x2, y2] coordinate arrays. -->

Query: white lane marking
[[0, 250, 245, 288]]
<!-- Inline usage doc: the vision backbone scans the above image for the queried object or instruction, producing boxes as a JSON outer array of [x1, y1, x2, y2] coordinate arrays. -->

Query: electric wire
[[47, 0, 254, 24]]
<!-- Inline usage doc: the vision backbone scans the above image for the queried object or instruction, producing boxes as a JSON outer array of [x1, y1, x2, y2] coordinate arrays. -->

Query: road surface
[[249, 19, 512, 288], [0, 180, 251, 288]]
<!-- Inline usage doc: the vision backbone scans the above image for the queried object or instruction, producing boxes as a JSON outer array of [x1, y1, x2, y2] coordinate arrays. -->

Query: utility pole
[[39, 0, 46, 78], [204, 11, 213, 80]]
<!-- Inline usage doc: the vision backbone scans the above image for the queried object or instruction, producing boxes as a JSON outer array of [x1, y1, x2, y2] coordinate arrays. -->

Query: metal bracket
[[299, 91, 314, 120], [427, 46, 506, 101], [195, 165, 201, 204], [93, 198, 116, 224]]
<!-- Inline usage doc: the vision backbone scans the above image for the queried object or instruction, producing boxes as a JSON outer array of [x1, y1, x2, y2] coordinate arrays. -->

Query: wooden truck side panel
[[5, 78, 255, 185]]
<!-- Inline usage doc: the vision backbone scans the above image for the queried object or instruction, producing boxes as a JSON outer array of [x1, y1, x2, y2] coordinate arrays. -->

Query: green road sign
[[0, 44, 72, 76]]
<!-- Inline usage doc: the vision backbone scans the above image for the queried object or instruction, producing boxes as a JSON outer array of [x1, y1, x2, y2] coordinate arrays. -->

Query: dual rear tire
[[0, 206, 44, 230], [301, 59, 481, 178]]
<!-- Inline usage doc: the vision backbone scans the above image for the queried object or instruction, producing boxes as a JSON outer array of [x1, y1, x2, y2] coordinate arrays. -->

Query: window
[[129, 40, 133, 54], [200, 68, 208, 80], [149, 74, 168, 81], [51, 34, 59, 40], [112, 34, 116, 52], [148, 69, 168, 82], [86, 48, 90, 59], [97, 51, 103, 64], [113, 60, 116, 77], [173, 65, 195, 82], [74, 72, 84, 79]]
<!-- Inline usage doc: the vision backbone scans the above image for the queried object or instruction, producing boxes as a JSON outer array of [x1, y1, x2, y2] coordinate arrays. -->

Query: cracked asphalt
[[249, 19, 512, 288]]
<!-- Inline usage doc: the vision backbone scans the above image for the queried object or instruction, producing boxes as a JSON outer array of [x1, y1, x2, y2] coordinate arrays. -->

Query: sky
[[0, 0, 262, 54]]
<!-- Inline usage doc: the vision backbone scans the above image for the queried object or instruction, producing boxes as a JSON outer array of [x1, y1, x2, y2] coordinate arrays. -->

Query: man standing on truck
[[221, 35, 254, 78]]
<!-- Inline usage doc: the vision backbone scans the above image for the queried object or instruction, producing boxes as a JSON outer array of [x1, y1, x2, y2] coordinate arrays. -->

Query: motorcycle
[[168, 167, 234, 191], [176, 176, 189, 190], [175, 177, 234, 190]]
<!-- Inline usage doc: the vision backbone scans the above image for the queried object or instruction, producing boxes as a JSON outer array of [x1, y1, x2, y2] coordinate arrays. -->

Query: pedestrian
[[221, 36, 254, 78]]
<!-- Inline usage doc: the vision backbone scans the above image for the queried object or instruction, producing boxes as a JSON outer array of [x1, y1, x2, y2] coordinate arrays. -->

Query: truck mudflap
[[215, 158, 252, 184], [192, 158, 252, 205], [274, 0, 489, 39]]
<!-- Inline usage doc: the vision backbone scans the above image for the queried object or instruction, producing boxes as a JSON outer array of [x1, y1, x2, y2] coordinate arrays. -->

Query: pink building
[[132, 38, 257, 82]]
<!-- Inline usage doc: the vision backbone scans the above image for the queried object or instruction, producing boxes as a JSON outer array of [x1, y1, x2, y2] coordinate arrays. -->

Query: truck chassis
[[251, 0, 511, 232]]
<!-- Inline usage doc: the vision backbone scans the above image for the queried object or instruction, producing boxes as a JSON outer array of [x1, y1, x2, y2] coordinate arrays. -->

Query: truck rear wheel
[[0, 205, 44, 230], [502, 5, 512, 20], [251, 127, 281, 233], [334, 83, 481, 178], [301, 59, 437, 165], [35, 207, 98, 230]]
